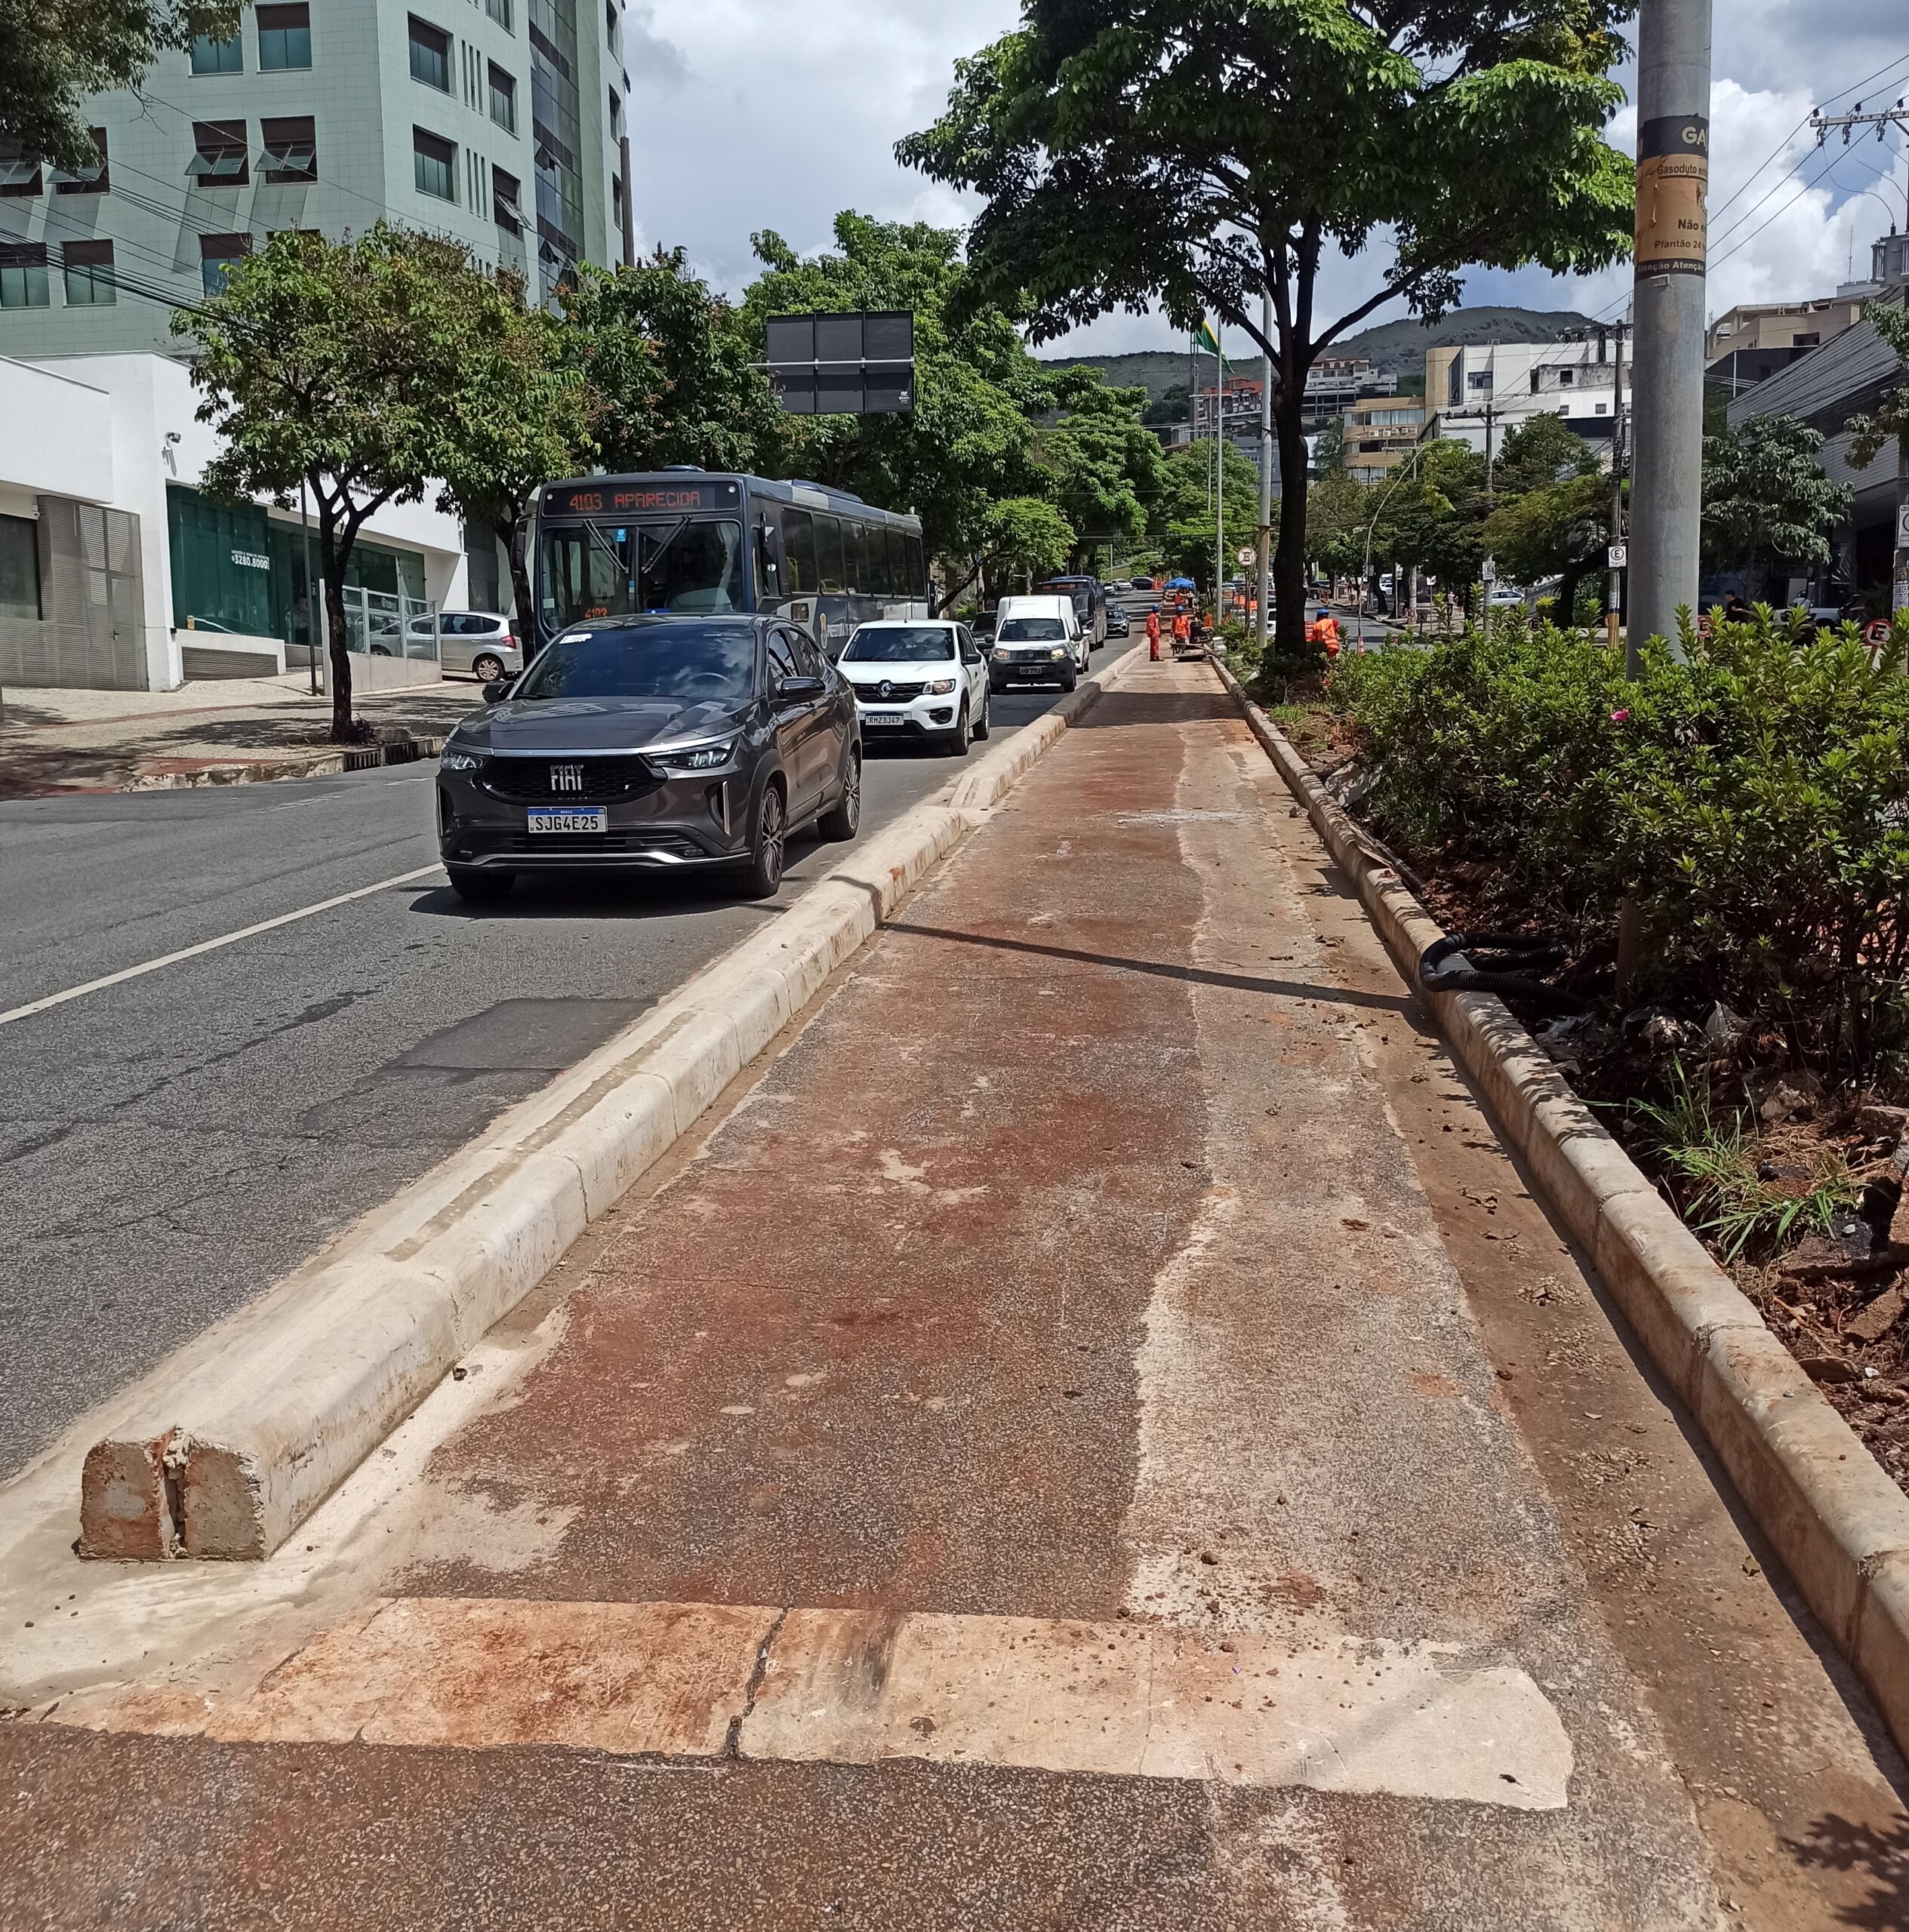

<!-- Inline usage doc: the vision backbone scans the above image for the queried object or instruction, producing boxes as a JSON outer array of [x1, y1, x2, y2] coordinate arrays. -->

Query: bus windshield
[[541, 518, 747, 629]]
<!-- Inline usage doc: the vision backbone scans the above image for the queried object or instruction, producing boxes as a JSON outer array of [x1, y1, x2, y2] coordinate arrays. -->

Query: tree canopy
[[900, 0, 1634, 659], [1701, 414, 1850, 591], [1, 0, 241, 170]]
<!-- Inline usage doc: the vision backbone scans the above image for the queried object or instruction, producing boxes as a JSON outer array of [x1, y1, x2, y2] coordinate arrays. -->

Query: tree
[[1035, 371, 1165, 568], [561, 250, 783, 480], [1482, 469, 1609, 617], [978, 496, 1076, 597], [899, 0, 1634, 662], [181, 225, 483, 740], [1153, 440, 1261, 589], [1701, 414, 1849, 595], [1307, 467, 1372, 582], [436, 288, 593, 640], [737, 214, 1055, 611], [2, 0, 240, 171]]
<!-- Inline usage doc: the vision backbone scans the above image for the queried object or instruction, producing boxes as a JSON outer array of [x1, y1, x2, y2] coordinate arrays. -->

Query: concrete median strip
[[77, 647, 1143, 1564], [1205, 648, 1909, 1761], [110, 1593, 1573, 1810]]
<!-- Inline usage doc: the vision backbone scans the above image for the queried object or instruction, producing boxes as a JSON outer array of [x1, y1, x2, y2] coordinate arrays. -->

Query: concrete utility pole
[[1606, 322, 1628, 653], [1256, 288, 1273, 655], [1626, 0, 1713, 663], [1215, 323, 1225, 622]]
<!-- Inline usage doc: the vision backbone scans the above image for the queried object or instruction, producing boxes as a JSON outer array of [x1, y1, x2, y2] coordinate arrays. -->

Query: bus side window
[[782, 506, 816, 596], [905, 534, 926, 601], [847, 520, 873, 598], [814, 515, 846, 594], [883, 528, 905, 598]]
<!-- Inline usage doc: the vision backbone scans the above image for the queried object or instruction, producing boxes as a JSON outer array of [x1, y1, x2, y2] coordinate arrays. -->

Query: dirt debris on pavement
[[2, 660, 1905, 1929]]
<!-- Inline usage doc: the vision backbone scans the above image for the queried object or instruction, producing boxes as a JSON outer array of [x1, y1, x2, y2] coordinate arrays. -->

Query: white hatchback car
[[403, 611, 525, 682], [836, 619, 991, 753]]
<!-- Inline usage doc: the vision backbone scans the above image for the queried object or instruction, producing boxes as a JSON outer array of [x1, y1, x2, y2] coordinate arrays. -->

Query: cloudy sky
[[626, 1, 1909, 350]]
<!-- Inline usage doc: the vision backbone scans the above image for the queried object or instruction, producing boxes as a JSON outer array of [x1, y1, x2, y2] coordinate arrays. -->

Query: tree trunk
[[504, 507, 535, 656], [318, 498, 356, 743], [1556, 563, 1583, 627], [1271, 395, 1312, 663]]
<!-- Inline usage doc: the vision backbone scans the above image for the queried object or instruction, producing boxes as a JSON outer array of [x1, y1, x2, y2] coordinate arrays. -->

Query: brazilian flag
[[1195, 317, 1222, 358]]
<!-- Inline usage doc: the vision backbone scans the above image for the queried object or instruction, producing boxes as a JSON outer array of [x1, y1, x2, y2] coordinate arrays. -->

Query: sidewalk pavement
[[6, 660, 1906, 1927], [0, 675, 482, 795]]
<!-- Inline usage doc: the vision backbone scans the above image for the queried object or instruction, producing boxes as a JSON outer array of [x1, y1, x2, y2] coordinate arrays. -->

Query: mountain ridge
[[1039, 306, 1602, 404]]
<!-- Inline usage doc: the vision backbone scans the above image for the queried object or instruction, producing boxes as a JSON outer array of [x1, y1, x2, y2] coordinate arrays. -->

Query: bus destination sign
[[550, 480, 741, 516]]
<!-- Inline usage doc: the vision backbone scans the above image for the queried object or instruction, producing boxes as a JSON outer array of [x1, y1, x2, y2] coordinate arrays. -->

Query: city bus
[[534, 469, 930, 659]]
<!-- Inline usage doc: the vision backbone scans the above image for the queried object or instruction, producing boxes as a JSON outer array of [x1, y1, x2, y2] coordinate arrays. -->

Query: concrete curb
[[1204, 648, 1909, 1759], [79, 647, 1144, 1563]]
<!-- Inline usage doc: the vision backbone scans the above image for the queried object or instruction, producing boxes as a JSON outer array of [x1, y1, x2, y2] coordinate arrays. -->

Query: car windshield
[[511, 622, 757, 702], [842, 626, 955, 663], [999, 617, 1065, 642], [540, 518, 747, 628]]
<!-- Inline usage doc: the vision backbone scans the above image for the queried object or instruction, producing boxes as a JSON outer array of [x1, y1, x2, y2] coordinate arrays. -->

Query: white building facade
[[0, 352, 470, 691], [0, 0, 629, 358], [1425, 339, 1624, 460]]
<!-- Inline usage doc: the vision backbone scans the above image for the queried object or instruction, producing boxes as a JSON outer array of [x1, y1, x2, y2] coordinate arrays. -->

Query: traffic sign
[[1865, 618, 1894, 648], [1897, 501, 1909, 549], [765, 311, 915, 415], [1237, 546, 1257, 565], [1607, 543, 1628, 569]]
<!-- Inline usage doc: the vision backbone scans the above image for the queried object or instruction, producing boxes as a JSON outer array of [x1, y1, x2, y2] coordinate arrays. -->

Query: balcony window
[[492, 164, 523, 232], [63, 239, 115, 306], [409, 16, 452, 91], [257, 3, 312, 69], [413, 127, 456, 202], [0, 146, 42, 198], [488, 62, 518, 133], [191, 33, 244, 73], [200, 232, 252, 295], [486, 0, 513, 28], [0, 242, 49, 307], [52, 129, 109, 194], [260, 115, 317, 183], [189, 121, 250, 186]]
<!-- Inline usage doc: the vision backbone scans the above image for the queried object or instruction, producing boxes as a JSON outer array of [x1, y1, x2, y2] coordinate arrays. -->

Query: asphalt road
[[0, 650, 1116, 1479]]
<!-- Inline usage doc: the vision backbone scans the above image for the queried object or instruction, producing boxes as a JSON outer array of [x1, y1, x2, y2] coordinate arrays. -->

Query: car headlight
[[1048, 646, 1067, 660], [924, 677, 957, 695], [653, 736, 737, 774], [440, 746, 483, 772]]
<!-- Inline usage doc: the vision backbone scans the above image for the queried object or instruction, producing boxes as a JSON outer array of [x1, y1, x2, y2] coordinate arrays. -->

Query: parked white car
[[990, 592, 1086, 685], [403, 611, 525, 682], [836, 619, 991, 753]]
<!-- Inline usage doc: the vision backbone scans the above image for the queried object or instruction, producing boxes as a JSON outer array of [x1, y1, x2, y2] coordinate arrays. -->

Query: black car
[[435, 614, 860, 902]]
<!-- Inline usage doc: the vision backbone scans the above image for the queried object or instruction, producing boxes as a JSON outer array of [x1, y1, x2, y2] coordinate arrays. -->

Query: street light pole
[[1256, 287, 1273, 656], [1626, 0, 1713, 665]]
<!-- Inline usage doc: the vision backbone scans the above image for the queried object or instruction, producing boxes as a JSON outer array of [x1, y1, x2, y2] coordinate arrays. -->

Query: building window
[[62, 239, 115, 305], [1794, 331, 1820, 348], [199, 232, 252, 295], [488, 61, 518, 132], [413, 127, 456, 201], [0, 242, 51, 307], [0, 145, 42, 197], [1467, 371, 1492, 392], [0, 514, 41, 620], [189, 120, 250, 186], [409, 16, 452, 91], [492, 163, 522, 231], [52, 129, 109, 194], [191, 32, 244, 73], [260, 115, 317, 183], [256, 3, 313, 69], [486, 0, 513, 28], [1556, 367, 1574, 386]]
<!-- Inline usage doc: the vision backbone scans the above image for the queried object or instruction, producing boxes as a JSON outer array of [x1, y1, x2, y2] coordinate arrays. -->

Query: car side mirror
[[775, 673, 825, 702], [962, 645, 981, 665], [482, 678, 512, 703]]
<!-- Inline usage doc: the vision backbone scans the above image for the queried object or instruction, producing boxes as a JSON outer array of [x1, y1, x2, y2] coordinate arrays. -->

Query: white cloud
[[624, 4, 1909, 346]]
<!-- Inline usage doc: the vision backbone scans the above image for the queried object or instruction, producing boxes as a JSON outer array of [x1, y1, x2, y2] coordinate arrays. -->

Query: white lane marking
[[0, 864, 444, 1029]]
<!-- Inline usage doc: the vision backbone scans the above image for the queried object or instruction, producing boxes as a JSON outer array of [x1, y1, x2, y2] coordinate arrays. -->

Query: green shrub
[[1332, 611, 1909, 1077]]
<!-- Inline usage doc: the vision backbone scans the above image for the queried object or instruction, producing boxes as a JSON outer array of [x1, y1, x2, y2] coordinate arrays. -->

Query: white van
[[990, 594, 1086, 689]]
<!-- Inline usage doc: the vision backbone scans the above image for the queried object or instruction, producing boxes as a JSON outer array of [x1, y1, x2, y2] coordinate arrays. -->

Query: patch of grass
[[1632, 1062, 1856, 1263]]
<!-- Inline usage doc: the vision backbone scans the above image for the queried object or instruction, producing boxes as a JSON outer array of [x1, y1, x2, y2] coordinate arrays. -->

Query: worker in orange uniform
[[1314, 607, 1341, 660], [1171, 609, 1192, 653], [1146, 607, 1162, 660]]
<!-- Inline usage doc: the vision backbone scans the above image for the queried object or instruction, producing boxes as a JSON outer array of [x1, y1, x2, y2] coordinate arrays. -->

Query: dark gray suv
[[435, 614, 861, 902]]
